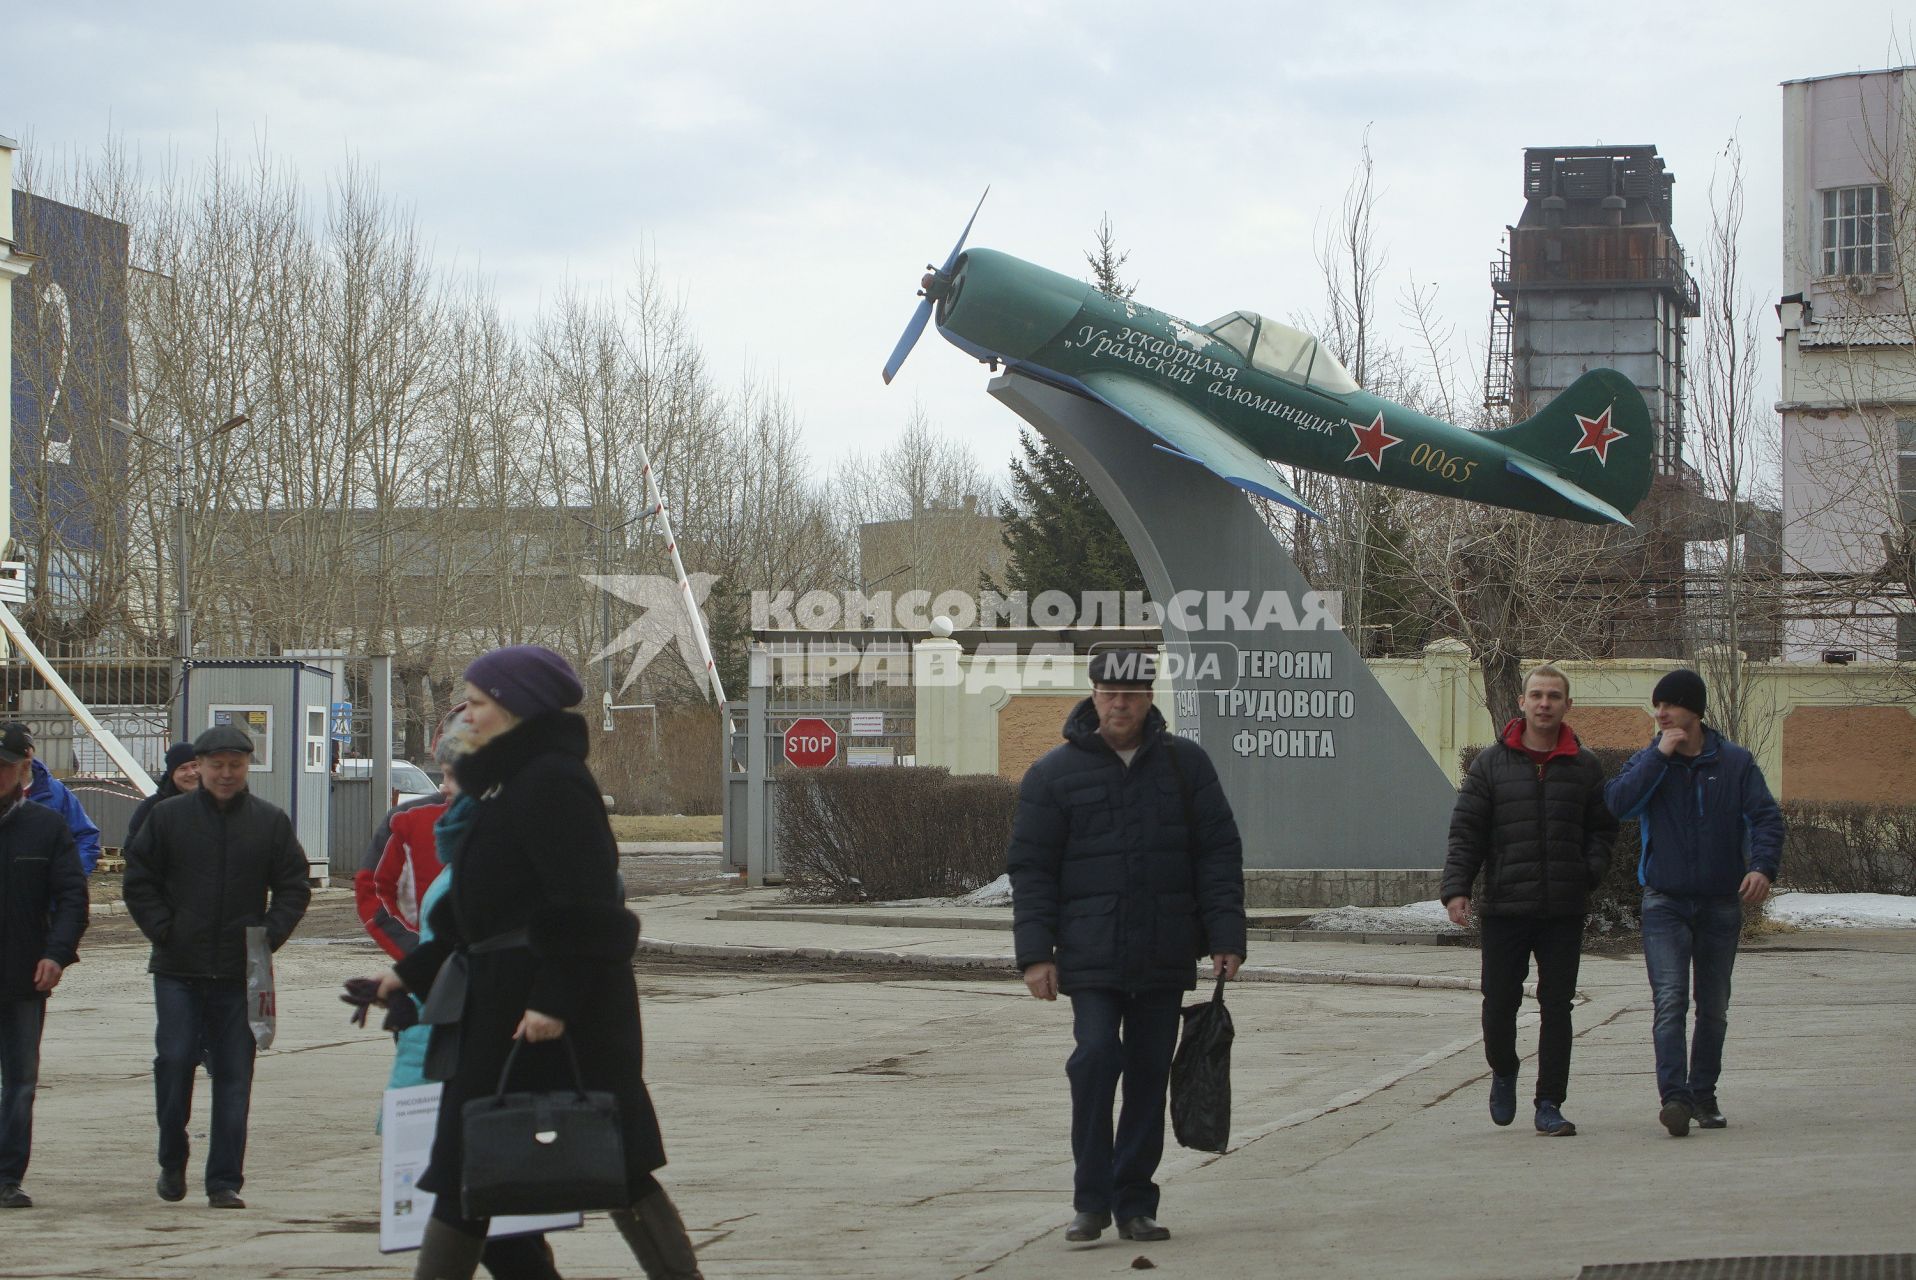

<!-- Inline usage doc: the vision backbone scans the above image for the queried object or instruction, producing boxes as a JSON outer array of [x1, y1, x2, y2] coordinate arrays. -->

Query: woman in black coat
[[376, 646, 701, 1280], [124, 742, 199, 843]]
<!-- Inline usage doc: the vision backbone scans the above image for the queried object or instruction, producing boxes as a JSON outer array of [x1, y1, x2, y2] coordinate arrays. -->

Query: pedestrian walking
[[356, 721, 561, 1279], [370, 645, 701, 1280], [1442, 663, 1617, 1136], [0, 728, 87, 1209], [1605, 668, 1783, 1137], [126, 742, 200, 844], [123, 724, 313, 1207], [1007, 648, 1247, 1245]]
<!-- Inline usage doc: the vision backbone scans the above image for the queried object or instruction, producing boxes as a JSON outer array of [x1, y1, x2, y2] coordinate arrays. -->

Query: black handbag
[[1169, 973, 1235, 1153], [461, 1035, 628, 1218]]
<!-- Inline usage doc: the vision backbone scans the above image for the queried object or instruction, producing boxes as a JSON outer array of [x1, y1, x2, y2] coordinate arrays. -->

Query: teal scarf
[[433, 793, 478, 866]]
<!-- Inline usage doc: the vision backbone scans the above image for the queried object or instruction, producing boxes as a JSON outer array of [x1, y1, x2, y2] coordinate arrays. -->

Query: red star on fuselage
[[1568, 405, 1626, 465], [1344, 412, 1402, 472]]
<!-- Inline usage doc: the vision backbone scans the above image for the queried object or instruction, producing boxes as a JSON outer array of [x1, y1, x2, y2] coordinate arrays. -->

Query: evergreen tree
[[996, 215, 1146, 597]]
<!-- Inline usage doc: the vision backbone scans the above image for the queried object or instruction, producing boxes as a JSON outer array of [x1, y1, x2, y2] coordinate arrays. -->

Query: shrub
[[1777, 802, 1916, 895], [777, 766, 1016, 902]]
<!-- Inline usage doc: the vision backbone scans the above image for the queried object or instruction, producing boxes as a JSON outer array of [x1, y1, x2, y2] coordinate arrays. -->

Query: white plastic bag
[[245, 925, 277, 1050]]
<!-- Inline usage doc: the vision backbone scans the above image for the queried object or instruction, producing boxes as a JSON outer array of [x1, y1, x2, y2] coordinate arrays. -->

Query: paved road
[[10, 873, 1913, 1278]]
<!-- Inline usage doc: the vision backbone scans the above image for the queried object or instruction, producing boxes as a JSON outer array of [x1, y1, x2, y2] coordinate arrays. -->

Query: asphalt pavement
[[9, 869, 1912, 1279]]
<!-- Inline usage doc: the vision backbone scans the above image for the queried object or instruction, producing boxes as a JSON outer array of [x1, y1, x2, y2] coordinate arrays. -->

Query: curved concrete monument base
[[990, 370, 1455, 871]]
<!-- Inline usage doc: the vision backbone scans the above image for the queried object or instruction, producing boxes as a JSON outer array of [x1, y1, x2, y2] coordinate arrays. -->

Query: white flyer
[[380, 1083, 582, 1253]]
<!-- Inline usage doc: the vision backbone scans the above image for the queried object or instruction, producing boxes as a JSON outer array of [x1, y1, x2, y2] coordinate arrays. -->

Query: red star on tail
[[1568, 405, 1626, 465], [1344, 412, 1402, 472]]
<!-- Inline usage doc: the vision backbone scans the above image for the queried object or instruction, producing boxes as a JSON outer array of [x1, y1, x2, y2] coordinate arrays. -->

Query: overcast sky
[[2, 1, 1908, 489]]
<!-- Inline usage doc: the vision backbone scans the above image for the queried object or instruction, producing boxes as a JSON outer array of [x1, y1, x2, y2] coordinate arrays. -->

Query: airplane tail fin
[[1487, 369, 1654, 523]]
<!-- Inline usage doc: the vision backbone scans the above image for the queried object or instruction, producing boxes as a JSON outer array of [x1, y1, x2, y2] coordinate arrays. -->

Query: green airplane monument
[[883, 205, 1653, 526]]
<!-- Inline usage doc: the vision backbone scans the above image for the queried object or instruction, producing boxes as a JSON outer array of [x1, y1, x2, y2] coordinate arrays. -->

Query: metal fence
[[2, 655, 176, 782], [328, 775, 380, 880]]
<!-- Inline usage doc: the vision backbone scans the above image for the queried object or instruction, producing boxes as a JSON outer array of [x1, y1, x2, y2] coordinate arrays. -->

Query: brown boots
[[610, 1188, 705, 1279]]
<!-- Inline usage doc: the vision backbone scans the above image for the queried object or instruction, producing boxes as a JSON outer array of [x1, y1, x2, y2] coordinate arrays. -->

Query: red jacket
[[353, 796, 446, 960]]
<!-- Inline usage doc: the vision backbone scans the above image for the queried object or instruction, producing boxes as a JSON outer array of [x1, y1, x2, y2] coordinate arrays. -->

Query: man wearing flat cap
[[1605, 668, 1783, 1138], [124, 724, 312, 1208], [1007, 647, 1246, 1246]]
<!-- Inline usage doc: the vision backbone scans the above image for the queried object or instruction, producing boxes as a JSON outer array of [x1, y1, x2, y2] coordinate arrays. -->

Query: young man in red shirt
[[1443, 664, 1617, 1136]]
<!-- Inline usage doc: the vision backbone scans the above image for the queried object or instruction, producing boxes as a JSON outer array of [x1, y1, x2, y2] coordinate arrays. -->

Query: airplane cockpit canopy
[[1202, 311, 1359, 396]]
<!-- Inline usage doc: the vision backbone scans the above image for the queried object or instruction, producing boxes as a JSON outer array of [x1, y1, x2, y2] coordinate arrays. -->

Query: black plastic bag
[[1169, 974, 1234, 1152]]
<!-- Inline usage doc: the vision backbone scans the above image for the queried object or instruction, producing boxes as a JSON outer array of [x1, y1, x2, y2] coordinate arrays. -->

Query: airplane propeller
[[882, 187, 989, 384]]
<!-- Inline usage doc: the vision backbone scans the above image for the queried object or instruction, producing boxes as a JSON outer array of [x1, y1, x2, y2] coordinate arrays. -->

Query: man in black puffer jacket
[[124, 725, 311, 1209], [1443, 663, 1617, 1138], [1008, 649, 1246, 1247]]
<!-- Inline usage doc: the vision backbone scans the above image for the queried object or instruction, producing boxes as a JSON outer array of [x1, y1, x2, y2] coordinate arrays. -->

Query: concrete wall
[[916, 637, 1916, 804]]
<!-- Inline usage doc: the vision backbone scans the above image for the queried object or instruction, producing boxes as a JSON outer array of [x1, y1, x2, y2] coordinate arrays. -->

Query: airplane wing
[[1078, 371, 1322, 520], [1501, 455, 1634, 526]]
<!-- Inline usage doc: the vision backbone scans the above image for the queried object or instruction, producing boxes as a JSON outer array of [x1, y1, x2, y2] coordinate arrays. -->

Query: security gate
[[722, 633, 917, 885]]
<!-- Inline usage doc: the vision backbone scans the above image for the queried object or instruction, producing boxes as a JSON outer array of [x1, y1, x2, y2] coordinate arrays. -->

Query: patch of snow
[[1766, 892, 1916, 930], [1304, 900, 1463, 934], [956, 874, 1013, 907]]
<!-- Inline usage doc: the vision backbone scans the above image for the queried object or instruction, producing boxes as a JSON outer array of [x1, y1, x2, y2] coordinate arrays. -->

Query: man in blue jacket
[[1604, 669, 1783, 1138], [0, 724, 103, 876], [1008, 649, 1246, 1246]]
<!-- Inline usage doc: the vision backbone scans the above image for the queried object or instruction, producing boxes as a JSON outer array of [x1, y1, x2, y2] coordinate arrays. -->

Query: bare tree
[[831, 402, 1002, 601], [1687, 136, 1783, 752]]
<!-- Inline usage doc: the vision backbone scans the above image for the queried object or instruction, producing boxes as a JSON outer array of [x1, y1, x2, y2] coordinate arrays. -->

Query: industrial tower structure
[[1486, 145, 1703, 655]]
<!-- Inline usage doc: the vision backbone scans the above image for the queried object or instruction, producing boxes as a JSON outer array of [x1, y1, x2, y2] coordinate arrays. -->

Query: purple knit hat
[[464, 645, 584, 719]]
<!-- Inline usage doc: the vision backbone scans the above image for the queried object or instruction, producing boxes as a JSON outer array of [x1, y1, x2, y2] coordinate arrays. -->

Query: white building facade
[[1778, 67, 1916, 661]]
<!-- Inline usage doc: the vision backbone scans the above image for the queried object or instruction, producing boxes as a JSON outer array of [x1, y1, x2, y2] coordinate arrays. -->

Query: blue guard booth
[[178, 659, 334, 884]]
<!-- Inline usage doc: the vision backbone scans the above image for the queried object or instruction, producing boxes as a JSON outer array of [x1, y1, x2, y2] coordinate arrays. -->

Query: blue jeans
[[0, 998, 46, 1184], [153, 976, 256, 1193], [1641, 889, 1742, 1105], [1066, 988, 1182, 1221]]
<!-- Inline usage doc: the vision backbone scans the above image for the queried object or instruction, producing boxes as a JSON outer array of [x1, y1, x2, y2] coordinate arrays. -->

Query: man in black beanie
[[1605, 668, 1783, 1138]]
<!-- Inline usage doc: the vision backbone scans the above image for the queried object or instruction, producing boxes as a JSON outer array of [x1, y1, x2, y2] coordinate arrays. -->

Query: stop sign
[[783, 717, 839, 768]]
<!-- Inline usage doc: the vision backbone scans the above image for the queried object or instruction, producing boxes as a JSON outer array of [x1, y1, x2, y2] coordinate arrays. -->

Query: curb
[[635, 936, 1498, 992], [711, 906, 1476, 947]]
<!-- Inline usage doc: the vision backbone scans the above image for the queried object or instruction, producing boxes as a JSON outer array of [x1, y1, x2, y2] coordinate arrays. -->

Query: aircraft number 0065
[[1407, 442, 1477, 483]]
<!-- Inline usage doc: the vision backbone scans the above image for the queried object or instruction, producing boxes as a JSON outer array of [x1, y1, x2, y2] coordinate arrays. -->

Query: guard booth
[[178, 659, 334, 884]]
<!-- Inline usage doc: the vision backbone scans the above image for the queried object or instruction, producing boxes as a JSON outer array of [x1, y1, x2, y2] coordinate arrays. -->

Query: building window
[[1821, 185, 1894, 276], [1900, 613, 1916, 663]]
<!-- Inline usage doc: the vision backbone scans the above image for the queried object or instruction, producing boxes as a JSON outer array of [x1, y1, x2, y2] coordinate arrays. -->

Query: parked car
[[338, 758, 439, 809]]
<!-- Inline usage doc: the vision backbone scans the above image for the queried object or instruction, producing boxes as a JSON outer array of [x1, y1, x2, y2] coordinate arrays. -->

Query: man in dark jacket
[[0, 731, 87, 1209], [1443, 664, 1617, 1137], [123, 724, 312, 1208], [1008, 649, 1246, 1246], [1604, 668, 1783, 1138]]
